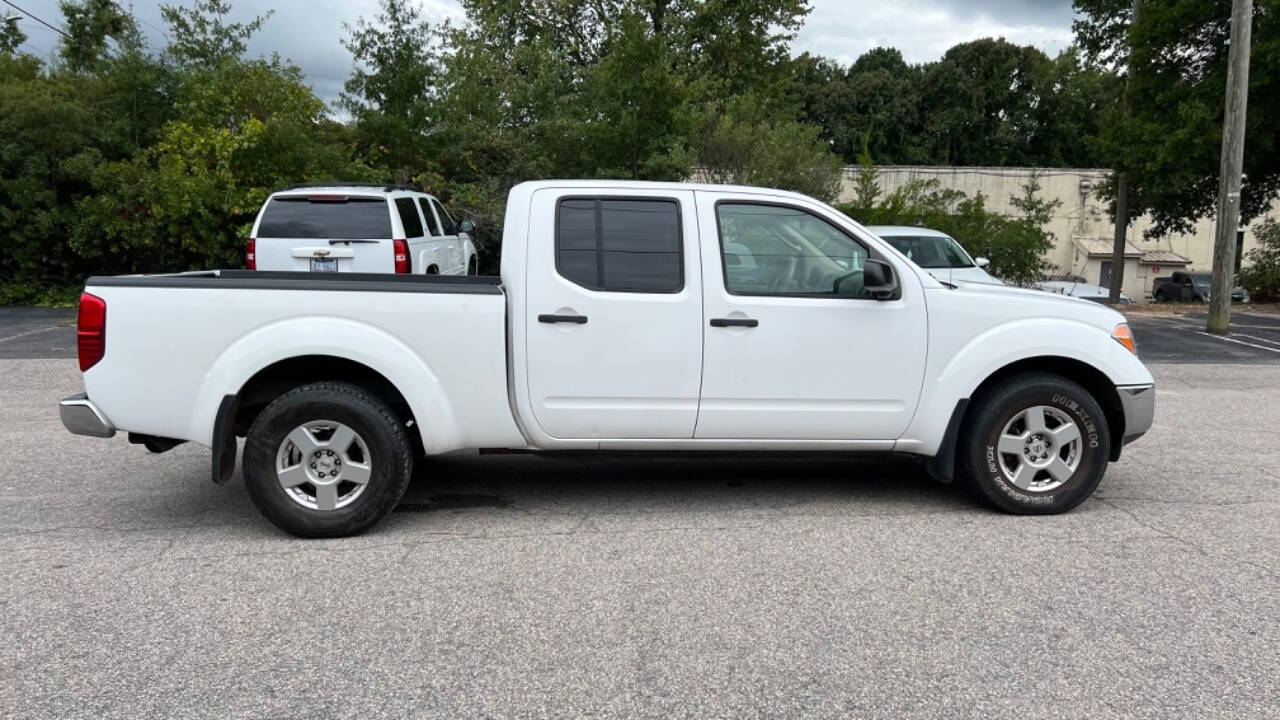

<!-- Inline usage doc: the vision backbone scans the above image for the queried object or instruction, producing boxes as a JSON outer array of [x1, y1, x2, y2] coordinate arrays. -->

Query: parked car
[[866, 226, 1001, 285], [1152, 271, 1249, 303], [1037, 275, 1132, 304], [60, 180, 1154, 537], [248, 183, 478, 275]]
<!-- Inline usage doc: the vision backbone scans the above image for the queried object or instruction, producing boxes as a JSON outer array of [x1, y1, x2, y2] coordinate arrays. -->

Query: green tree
[[2, 13, 28, 54], [60, 0, 142, 71], [1238, 218, 1280, 301], [161, 0, 271, 69], [1075, 0, 1280, 237]]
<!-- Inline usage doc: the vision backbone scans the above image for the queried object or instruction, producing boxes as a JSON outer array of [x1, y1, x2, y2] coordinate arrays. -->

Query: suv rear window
[[258, 196, 392, 239]]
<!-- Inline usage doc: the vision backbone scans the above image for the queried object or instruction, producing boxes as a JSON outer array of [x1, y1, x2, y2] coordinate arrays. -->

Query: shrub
[[1239, 218, 1280, 302]]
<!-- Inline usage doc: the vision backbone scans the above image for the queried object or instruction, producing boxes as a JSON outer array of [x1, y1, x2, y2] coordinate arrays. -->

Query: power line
[[1, 0, 70, 39]]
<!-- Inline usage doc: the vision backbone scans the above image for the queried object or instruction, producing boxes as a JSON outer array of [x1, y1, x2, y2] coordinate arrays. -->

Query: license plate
[[310, 258, 338, 272]]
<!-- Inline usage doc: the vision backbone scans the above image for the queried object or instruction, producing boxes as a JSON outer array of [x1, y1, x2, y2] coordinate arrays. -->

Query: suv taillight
[[393, 239, 409, 274], [246, 238, 256, 270], [77, 293, 106, 372]]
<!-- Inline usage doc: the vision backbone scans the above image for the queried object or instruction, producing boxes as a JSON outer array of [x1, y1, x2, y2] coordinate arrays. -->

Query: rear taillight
[[77, 293, 106, 372], [246, 238, 256, 270], [393, 239, 409, 274]]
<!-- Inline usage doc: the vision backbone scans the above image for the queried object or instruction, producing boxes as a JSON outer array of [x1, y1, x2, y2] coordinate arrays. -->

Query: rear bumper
[[1117, 384, 1155, 445], [59, 393, 116, 438]]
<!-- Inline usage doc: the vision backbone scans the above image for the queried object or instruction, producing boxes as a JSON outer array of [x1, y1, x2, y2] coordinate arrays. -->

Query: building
[[840, 166, 1276, 301]]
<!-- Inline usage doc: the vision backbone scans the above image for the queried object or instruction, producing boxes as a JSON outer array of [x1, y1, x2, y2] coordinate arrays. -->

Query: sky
[[9, 0, 1078, 107]]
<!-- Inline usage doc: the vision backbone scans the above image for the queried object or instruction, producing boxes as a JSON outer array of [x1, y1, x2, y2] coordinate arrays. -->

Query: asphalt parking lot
[[2, 307, 1278, 718]]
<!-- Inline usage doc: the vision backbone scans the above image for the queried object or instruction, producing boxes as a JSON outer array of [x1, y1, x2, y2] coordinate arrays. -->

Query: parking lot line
[[0, 325, 66, 344], [1195, 331, 1280, 354]]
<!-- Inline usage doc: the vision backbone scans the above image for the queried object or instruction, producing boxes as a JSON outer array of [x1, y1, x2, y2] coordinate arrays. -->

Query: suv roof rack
[[282, 182, 420, 193]]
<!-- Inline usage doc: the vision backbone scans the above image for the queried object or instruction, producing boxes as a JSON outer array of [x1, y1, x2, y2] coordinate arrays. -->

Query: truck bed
[[80, 270, 524, 453]]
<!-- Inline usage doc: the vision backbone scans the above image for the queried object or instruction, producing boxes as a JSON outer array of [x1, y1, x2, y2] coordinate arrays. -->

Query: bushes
[[1239, 219, 1280, 303], [837, 171, 1059, 286]]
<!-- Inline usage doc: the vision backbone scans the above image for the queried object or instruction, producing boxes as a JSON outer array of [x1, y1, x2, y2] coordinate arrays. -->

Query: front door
[[525, 189, 703, 439], [694, 193, 928, 441]]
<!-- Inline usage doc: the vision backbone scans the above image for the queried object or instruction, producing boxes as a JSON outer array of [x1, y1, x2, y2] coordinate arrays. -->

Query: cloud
[[16, 0, 1075, 104]]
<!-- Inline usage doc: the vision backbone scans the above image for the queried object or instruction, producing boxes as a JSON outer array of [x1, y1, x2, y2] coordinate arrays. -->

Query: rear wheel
[[958, 372, 1110, 514], [243, 382, 412, 537]]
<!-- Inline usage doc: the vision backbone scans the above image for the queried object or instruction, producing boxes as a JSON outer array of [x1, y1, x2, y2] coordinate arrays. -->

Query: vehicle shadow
[[398, 452, 976, 519]]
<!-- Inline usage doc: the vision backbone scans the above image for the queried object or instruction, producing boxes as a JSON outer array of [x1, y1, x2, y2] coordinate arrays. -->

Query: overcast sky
[[12, 0, 1077, 107]]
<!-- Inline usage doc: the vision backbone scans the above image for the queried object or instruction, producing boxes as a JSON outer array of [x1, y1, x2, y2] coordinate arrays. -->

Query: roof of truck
[[511, 179, 818, 201]]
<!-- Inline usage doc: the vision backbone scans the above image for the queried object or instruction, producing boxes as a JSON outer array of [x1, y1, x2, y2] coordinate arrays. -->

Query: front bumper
[[1117, 384, 1155, 445], [59, 393, 116, 438]]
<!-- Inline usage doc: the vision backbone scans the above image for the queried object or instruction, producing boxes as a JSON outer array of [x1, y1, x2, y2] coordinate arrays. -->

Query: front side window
[[716, 203, 869, 296], [431, 198, 457, 235], [556, 198, 682, 293], [394, 197, 424, 238], [417, 198, 441, 236]]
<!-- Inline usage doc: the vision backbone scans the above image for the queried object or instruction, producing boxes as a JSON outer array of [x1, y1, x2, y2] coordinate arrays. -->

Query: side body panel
[[82, 284, 525, 453]]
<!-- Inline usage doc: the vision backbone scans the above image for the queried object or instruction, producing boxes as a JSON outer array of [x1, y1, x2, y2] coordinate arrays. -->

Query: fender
[[187, 316, 461, 454], [897, 317, 1126, 457]]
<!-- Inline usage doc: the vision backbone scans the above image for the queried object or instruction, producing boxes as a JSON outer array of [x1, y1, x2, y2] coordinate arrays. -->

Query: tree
[[60, 0, 142, 71], [340, 0, 442, 183], [161, 0, 271, 69], [1075, 0, 1280, 238], [1238, 218, 1280, 302], [2, 13, 27, 55]]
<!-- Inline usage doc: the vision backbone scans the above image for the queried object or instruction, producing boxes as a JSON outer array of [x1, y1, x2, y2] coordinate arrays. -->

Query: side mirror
[[975, 257, 990, 268], [458, 218, 475, 234], [863, 258, 898, 300]]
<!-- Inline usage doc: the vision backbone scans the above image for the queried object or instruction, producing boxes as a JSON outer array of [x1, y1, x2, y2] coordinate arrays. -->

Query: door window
[[555, 198, 682, 293], [418, 198, 441, 236], [394, 197, 425, 238], [1099, 261, 1112, 288], [431, 198, 457, 235], [716, 203, 868, 296]]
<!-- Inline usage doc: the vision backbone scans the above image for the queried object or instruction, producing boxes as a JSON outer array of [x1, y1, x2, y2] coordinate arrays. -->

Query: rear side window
[[555, 198, 682, 293], [257, 196, 391, 239], [394, 198, 424, 238], [417, 198, 441, 236]]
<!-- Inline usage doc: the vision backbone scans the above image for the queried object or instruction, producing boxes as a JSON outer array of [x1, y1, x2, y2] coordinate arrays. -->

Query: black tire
[[243, 382, 412, 537], [958, 372, 1110, 515]]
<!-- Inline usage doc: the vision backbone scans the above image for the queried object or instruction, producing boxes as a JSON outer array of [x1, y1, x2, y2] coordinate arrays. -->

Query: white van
[[248, 184, 478, 275]]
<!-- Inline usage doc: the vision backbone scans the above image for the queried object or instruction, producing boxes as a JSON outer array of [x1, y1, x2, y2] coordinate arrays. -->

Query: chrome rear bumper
[[59, 393, 116, 438], [1117, 384, 1155, 445]]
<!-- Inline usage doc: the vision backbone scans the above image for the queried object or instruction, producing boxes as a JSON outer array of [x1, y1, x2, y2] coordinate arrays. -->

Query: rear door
[[524, 189, 702, 439], [253, 194, 394, 272]]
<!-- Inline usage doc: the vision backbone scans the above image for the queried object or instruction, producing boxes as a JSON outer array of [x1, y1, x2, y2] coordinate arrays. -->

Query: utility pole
[[1108, 0, 1141, 304], [1206, 0, 1253, 334]]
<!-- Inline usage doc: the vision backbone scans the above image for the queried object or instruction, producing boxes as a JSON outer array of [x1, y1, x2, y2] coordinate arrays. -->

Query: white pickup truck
[[60, 180, 1155, 537]]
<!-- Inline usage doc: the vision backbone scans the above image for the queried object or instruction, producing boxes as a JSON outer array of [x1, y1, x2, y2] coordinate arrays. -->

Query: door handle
[[538, 314, 588, 324], [709, 317, 758, 328]]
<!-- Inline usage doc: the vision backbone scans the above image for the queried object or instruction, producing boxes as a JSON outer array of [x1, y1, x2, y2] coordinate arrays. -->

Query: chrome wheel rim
[[276, 420, 373, 511], [996, 405, 1082, 493]]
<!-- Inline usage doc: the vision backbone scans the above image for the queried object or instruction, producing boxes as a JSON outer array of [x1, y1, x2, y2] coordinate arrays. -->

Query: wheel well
[[231, 355, 422, 452], [964, 356, 1125, 461], [426, 265, 439, 274]]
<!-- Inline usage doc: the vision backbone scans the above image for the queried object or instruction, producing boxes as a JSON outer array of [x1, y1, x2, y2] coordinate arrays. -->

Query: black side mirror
[[863, 259, 898, 300], [458, 218, 475, 234]]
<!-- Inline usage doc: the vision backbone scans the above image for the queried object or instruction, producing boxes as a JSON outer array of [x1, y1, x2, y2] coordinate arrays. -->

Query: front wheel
[[243, 382, 412, 537], [958, 372, 1110, 514]]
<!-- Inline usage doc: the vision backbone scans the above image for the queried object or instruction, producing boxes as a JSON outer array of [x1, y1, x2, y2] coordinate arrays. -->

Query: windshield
[[880, 235, 974, 269]]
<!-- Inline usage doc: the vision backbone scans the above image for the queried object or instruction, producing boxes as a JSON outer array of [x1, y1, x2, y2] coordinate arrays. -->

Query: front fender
[[899, 318, 1150, 456], [188, 316, 460, 452]]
